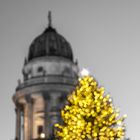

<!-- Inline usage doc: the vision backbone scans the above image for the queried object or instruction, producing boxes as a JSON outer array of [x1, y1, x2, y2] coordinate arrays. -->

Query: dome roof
[[28, 13, 73, 62]]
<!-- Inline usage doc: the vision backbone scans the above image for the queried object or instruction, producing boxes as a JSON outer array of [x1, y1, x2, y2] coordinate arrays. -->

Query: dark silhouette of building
[[13, 12, 79, 140]]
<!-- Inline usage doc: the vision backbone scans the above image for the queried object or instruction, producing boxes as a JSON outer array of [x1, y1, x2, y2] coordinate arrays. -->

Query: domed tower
[[13, 12, 79, 140]]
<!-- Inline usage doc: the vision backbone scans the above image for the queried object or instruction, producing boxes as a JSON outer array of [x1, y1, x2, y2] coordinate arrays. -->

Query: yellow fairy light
[[123, 114, 127, 118], [55, 75, 126, 140]]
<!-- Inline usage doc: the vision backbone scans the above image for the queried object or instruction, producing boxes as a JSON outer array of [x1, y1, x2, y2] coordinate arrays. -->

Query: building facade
[[13, 12, 79, 140]]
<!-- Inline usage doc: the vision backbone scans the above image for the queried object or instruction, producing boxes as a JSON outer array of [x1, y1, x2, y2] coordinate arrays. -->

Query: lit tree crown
[[55, 75, 126, 140]]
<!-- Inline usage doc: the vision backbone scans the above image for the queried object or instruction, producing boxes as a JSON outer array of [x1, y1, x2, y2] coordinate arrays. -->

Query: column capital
[[25, 95, 34, 104], [15, 103, 23, 113], [42, 94, 50, 100]]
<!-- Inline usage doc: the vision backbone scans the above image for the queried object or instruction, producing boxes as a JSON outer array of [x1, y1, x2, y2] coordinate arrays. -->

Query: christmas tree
[[55, 71, 126, 140]]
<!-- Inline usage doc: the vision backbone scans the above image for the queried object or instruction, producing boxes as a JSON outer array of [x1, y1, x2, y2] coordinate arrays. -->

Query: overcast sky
[[0, 0, 140, 139]]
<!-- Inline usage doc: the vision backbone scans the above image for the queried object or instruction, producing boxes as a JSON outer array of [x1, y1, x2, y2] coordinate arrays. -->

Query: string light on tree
[[80, 68, 90, 77], [55, 72, 126, 140]]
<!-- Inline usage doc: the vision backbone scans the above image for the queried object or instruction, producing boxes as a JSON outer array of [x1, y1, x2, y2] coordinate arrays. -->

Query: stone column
[[49, 93, 61, 139], [15, 106, 21, 140], [28, 101, 33, 139], [23, 96, 33, 140], [43, 94, 50, 139], [50, 93, 61, 123], [30, 99, 33, 139], [23, 103, 28, 140], [44, 99, 48, 138]]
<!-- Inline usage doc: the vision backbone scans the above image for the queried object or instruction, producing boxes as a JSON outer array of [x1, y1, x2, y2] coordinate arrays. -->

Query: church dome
[[28, 13, 73, 61]]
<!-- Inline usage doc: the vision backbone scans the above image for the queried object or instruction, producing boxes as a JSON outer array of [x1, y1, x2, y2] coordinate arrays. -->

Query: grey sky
[[0, 0, 140, 139]]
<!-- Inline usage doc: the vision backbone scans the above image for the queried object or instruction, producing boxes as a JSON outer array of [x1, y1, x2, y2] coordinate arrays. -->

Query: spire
[[48, 11, 52, 27], [44, 11, 55, 33]]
